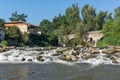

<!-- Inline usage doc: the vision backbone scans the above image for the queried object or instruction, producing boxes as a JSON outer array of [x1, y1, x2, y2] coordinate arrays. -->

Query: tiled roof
[[5, 21, 38, 27]]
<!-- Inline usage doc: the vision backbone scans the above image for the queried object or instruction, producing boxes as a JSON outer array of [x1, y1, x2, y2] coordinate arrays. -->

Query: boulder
[[102, 47, 116, 54], [114, 46, 120, 49], [74, 45, 82, 50], [88, 47, 100, 54], [70, 55, 78, 61], [21, 58, 26, 61], [65, 55, 71, 61], [110, 57, 118, 64], [27, 59, 32, 61], [115, 48, 120, 52], [56, 50, 63, 54], [36, 48, 42, 51], [37, 52, 44, 55], [36, 56, 44, 61], [63, 51, 69, 56], [59, 54, 78, 62], [72, 51, 79, 56], [59, 55, 66, 60], [105, 54, 111, 58], [114, 53, 120, 58], [82, 53, 94, 59], [52, 53, 61, 56]]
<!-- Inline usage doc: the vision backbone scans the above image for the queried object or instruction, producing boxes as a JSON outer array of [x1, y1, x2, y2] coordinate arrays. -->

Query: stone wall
[[88, 31, 104, 41], [87, 31, 104, 47]]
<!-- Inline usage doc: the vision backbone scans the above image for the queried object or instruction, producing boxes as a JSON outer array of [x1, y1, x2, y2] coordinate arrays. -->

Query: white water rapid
[[0, 47, 119, 65]]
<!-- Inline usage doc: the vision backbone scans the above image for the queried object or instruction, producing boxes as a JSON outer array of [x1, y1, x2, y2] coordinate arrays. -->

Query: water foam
[[0, 47, 119, 66]]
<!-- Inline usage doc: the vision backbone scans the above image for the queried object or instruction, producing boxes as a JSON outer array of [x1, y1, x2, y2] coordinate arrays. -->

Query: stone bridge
[[87, 31, 104, 47]]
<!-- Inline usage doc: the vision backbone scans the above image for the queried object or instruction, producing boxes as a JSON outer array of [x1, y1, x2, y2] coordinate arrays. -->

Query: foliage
[[0, 18, 5, 29], [1, 40, 7, 46], [5, 26, 22, 46], [81, 4, 96, 31], [94, 11, 107, 30], [6, 26, 21, 39], [9, 11, 27, 22], [28, 34, 48, 46], [114, 6, 120, 19], [65, 3, 81, 34], [100, 6, 120, 46], [22, 32, 29, 44], [39, 19, 59, 46], [66, 38, 84, 47], [97, 36, 120, 47], [38, 4, 109, 47]]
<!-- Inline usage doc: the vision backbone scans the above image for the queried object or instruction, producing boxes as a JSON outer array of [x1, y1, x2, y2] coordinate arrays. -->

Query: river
[[0, 47, 120, 80], [0, 63, 120, 80]]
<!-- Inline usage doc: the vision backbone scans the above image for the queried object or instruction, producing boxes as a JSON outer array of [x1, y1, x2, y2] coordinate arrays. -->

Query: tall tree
[[52, 14, 67, 30], [65, 4, 81, 34], [39, 19, 58, 46], [106, 13, 113, 20], [114, 6, 120, 20], [81, 4, 96, 31], [39, 19, 52, 34], [94, 11, 107, 30], [9, 11, 27, 22]]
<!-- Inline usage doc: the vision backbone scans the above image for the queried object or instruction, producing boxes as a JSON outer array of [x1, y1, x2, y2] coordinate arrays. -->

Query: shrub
[[1, 40, 7, 46], [97, 35, 120, 47]]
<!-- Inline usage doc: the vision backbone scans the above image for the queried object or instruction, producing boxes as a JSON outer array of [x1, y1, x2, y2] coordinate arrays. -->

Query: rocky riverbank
[[0, 46, 120, 64]]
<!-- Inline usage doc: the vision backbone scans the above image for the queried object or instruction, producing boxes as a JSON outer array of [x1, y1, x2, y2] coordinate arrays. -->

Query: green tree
[[9, 11, 27, 22], [94, 11, 107, 30], [114, 6, 120, 20], [5, 26, 21, 41], [106, 13, 113, 20], [39, 19, 53, 34], [39, 19, 59, 46], [52, 14, 67, 30], [22, 32, 29, 44], [76, 22, 87, 45], [0, 18, 5, 28], [65, 4, 81, 33], [81, 4, 96, 31], [100, 7, 120, 46], [102, 18, 114, 36]]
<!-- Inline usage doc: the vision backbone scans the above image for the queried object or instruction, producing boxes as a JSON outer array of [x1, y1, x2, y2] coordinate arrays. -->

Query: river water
[[0, 63, 120, 80], [0, 47, 120, 80]]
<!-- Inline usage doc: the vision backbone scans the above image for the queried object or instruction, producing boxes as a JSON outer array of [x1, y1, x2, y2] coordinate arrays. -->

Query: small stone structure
[[87, 31, 104, 47]]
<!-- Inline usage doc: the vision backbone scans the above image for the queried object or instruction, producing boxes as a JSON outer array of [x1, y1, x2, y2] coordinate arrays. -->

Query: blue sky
[[0, 0, 120, 25]]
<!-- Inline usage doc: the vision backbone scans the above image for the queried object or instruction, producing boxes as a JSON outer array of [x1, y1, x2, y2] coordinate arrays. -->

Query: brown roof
[[5, 21, 38, 27]]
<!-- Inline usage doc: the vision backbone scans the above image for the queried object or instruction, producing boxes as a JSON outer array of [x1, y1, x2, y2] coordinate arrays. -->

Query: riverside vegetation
[[0, 4, 120, 47]]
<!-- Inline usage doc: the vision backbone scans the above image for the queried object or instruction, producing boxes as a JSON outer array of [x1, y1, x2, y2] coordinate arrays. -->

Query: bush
[[66, 38, 84, 47], [19, 42, 26, 47], [97, 36, 120, 47], [1, 40, 7, 46], [97, 40, 108, 47]]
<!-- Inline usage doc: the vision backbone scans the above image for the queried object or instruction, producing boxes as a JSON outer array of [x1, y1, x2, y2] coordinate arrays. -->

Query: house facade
[[4, 21, 38, 34]]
